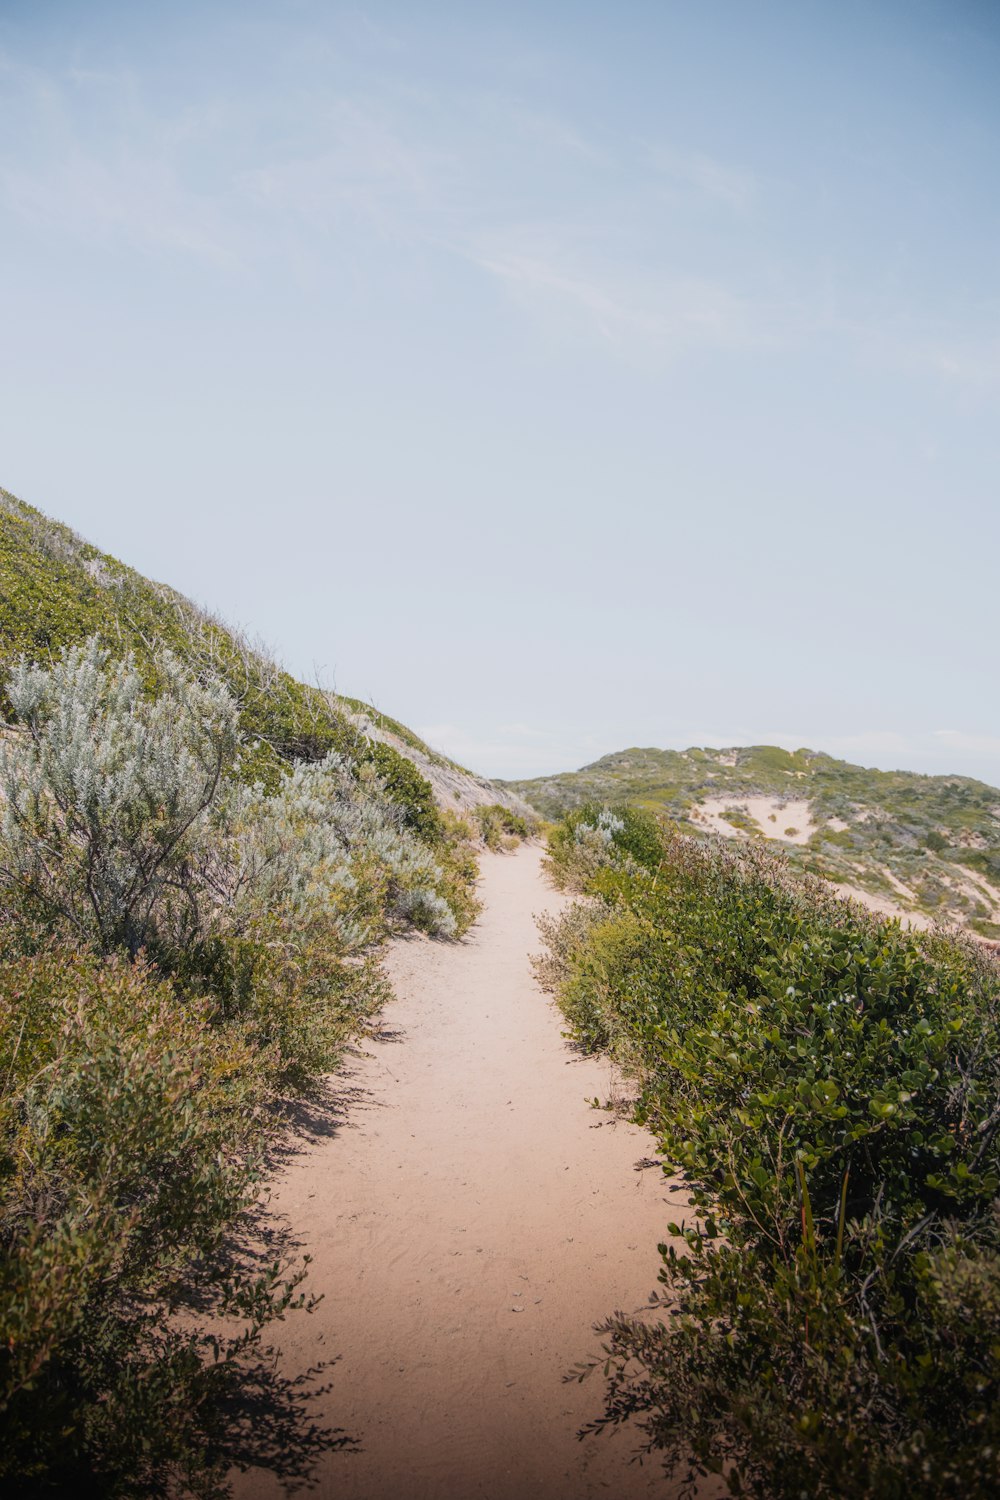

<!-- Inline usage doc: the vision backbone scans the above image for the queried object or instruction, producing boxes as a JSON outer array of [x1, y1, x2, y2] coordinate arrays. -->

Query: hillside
[[0, 486, 527, 823], [508, 743, 1000, 935]]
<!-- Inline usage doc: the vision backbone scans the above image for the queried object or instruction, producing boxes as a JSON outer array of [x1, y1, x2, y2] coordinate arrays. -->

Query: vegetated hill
[[508, 743, 1000, 935], [0, 485, 528, 823]]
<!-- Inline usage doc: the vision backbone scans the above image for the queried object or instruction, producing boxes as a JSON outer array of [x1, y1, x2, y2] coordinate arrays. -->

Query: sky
[[1, 0, 999, 784]]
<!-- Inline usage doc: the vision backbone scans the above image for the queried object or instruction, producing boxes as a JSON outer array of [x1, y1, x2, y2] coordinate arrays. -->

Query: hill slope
[[508, 744, 1000, 935], [0, 486, 527, 824]]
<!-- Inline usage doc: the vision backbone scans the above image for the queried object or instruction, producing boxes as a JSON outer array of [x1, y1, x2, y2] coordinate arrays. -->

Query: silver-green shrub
[[0, 639, 239, 954], [208, 753, 456, 943], [0, 641, 457, 954]]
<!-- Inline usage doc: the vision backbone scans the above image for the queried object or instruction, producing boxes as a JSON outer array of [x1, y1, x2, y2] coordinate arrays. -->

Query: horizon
[[2, 1, 999, 784]]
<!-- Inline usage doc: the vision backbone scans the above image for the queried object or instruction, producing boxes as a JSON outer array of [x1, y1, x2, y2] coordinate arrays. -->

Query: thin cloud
[[236, 102, 443, 235], [648, 145, 756, 210], [504, 104, 609, 165], [472, 233, 760, 354]]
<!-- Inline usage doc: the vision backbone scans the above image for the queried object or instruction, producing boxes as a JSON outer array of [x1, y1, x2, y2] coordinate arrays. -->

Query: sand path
[[236, 844, 673, 1500]]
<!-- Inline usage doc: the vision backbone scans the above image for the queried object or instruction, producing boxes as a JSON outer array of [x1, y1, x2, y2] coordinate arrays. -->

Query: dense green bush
[[0, 945, 308, 1496], [540, 812, 1000, 1498]]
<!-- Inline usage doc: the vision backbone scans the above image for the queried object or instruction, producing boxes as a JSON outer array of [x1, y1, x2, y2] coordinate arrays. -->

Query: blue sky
[[2, 0, 999, 782]]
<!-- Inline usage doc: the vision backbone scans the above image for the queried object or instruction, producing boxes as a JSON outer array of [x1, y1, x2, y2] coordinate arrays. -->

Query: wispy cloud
[[2, 38, 998, 393], [471, 229, 762, 355], [648, 144, 756, 210], [0, 50, 450, 272], [236, 101, 445, 232], [0, 145, 239, 265], [501, 103, 608, 165]]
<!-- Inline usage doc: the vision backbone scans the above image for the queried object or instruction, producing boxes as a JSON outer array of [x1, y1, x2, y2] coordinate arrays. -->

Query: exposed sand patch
[[690, 796, 818, 845], [233, 846, 685, 1500], [830, 882, 933, 930], [881, 866, 919, 905], [937, 867, 1000, 923]]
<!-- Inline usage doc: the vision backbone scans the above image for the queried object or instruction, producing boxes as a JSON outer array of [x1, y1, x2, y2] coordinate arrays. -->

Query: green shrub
[[542, 810, 1000, 1498], [545, 801, 664, 889], [472, 802, 536, 852], [0, 642, 459, 960], [0, 639, 240, 955], [364, 738, 442, 841], [0, 945, 314, 1497], [433, 811, 483, 936]]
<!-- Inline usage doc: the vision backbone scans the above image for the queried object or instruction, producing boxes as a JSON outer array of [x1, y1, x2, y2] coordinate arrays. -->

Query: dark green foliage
[[366, 738, 442, 840], [541, 811, 1000, 1497], [0, 945, 322, 1497], [545, 802, 665, 890]]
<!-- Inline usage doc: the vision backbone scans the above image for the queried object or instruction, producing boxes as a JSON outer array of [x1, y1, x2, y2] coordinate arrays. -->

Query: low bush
[[0, 945, 307, 1496], [0, 488, 442, 835], [545, 801, 664, 889], [0, 640, 240, 956], [473, 802, 537, 852], [540, 811, 1000, 1498]]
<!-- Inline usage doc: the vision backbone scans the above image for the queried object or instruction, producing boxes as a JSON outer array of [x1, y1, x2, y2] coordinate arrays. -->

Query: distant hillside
[[0, 486, 528, 824], [508, 744, 1000, 935]]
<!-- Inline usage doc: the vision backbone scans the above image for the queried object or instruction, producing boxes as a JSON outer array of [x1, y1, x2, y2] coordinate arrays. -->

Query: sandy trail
[[235, 843, 676, 1500]]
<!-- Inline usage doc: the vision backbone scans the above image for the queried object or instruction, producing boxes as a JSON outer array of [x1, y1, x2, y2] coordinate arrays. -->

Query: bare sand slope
[[235, 843, 676, 1500]]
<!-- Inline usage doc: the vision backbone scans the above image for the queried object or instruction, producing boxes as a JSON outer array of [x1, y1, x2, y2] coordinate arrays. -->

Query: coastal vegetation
[[538, 805, 1000, 1497], [0, 490, 483, 1494], [510, 743, 1000, 934]]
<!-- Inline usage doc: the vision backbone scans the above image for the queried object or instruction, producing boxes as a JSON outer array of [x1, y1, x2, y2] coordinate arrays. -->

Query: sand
[[234, 844, 680, 1500], [691, 795, 818, 844]]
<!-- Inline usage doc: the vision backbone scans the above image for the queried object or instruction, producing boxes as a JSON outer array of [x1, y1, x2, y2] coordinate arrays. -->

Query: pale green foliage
[[0, 641, 457, 954], [0, 639, 239, 954], [472, 801, 536, 851], [211, 753, 456, 942]]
